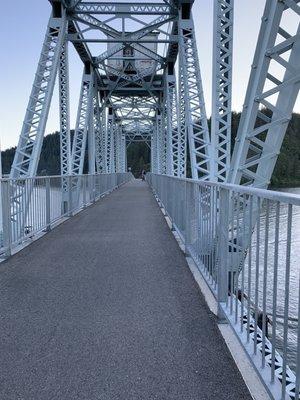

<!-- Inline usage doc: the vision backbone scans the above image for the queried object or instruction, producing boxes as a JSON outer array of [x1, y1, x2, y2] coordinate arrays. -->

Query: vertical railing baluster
[[247, 195, 253, 343], [261, 199, 269, 368], [295, 271, 300, 400], [271, 201, 280, 382], [235, 192, 240, 325], [217, 187, 229, 322], [281, 204, 292, 399], [45, 177, 51, 232], [240, 193, 246, 333], [230, 191, 235, 315], [254, 196, 261, 355]]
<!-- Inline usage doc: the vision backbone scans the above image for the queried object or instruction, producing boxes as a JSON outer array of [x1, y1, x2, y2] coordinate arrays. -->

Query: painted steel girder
[[59, 39, 71, 191], [156, 111, 167, 175], [120, 131, 126, 173], [94, 92, 102, 173], [178, 63, 187, 178], [153, 119, 160, 173], [93, 14, 173, 65], [72, 13, 165, 65], [106, 114, 116, 173], [114, 125, 125, 173], [151, 125, 158, 173], [211, 0, 234, 182], [10, 13, 67, 179], [178, 15, 213, 181], [112, 121, 118, 173], [101, 106, 108, 173], [71, 69, 94, 175], [229, 0, 300, 188], [115, 125, 120, 173], [73, 3, 174, 15], [88, 91, 96, 176], [165, 74, 182, 177]]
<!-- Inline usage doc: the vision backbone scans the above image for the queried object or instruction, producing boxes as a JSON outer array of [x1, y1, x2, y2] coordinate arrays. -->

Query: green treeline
[[2, 112, 300, 187]]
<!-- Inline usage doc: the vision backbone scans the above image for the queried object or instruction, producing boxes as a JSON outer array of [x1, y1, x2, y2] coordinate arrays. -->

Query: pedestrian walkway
[[0, 180, 252, 399]]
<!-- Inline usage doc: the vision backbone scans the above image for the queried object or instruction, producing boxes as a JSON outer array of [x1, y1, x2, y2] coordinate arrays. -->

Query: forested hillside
[[2, 112, 300, 186]]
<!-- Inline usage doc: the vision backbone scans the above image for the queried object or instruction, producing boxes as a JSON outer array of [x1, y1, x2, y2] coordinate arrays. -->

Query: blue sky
[[0, 0, 298, 150]]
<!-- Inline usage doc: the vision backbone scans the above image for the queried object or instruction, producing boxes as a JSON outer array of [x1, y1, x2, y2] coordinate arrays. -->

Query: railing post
[[82, 175, 87, 208], [217, 187, 229, 322], [68, 175, 73, 217], [45, 177, 51, 232], [92, 174, 96, 202], [1, 181, 12, 258], [185, 180, 198, 256]]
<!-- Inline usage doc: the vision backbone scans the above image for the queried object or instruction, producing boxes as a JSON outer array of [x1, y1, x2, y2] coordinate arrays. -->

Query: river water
[[241, 187, 300, 373]]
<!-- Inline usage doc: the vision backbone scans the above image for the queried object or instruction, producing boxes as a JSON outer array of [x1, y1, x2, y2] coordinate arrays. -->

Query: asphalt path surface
[[0, 180, 252, 399]]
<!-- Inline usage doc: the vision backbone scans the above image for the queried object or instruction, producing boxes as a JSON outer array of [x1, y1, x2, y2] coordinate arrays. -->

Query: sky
[[0, 0, 299, 150]]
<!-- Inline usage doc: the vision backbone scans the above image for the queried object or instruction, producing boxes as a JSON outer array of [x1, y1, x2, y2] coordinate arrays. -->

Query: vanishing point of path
[[0, 180, 252, 399]]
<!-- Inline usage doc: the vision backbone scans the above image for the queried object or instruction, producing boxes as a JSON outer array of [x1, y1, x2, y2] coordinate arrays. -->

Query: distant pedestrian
[[141, 169, 146, 180]]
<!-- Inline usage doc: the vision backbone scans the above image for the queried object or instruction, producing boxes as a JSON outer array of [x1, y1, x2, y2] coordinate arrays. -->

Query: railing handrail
[[1, 172, 130, 183], [149, 173, 300, 206]]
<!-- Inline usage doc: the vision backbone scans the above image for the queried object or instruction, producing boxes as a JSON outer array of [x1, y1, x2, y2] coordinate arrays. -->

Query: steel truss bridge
[[1, 1, 300, 399]]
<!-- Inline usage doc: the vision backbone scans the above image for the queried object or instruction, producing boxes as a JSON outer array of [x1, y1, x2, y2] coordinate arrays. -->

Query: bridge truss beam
[[71, 66, 94, 176], [178, 7, 213, 181], [229, 0, 300, 188], [10, 9, 67, 179], [211, 0, 234, 182]]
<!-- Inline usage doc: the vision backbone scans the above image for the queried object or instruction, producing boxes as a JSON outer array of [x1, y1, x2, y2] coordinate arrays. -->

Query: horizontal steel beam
[[68, 35, 177, 43], [73, 2, 175, 15]]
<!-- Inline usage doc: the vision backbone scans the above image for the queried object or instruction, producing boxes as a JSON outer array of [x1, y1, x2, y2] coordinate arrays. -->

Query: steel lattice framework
[[211, 0, 234, 182], [9, 0, 300, 211], [229, 0, 300, 188], [10, 13, 67, 178]]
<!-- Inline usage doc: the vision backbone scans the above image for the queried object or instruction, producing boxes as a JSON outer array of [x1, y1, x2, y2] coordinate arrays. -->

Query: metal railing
[[147, 173, 300, 400], [0, 173, 132, 258]]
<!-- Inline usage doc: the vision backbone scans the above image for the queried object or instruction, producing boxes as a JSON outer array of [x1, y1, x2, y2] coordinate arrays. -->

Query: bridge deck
[[0, 180, 252, 399]]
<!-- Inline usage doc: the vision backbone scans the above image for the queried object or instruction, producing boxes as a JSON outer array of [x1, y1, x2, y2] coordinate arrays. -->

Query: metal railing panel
[[0, 173, 132, 258], [147, 172, 300, 400]]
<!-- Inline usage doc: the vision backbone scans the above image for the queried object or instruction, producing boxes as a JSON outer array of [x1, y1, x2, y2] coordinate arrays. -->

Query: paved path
[[0, 180, 252, 399]]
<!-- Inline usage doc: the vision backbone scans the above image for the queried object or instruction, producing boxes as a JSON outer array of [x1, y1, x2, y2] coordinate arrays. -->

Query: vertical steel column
[[59, 37, 71, 182], [178, 62, 187, 177], [156, 111, 164, 174], [165, 66, 181, 176], [120, 128, 126, 173], [94, 89, 103, 174], [101, 105, 108, 173], [115, 123, 121, 173], [178, 5, 212, 180], [71, 65, 94, 176], [151, 123, 158, 173], [124, 137, 128, 173], [111, 117, 116, 174], [165, 74, 174, 176], [88, 82, 96, 175], [106, 109, 113, 173], [107, 111, 116, 174], [59, 33, 71, 214], [211, 0, 234, 182], [160, 93, 167, 175]]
